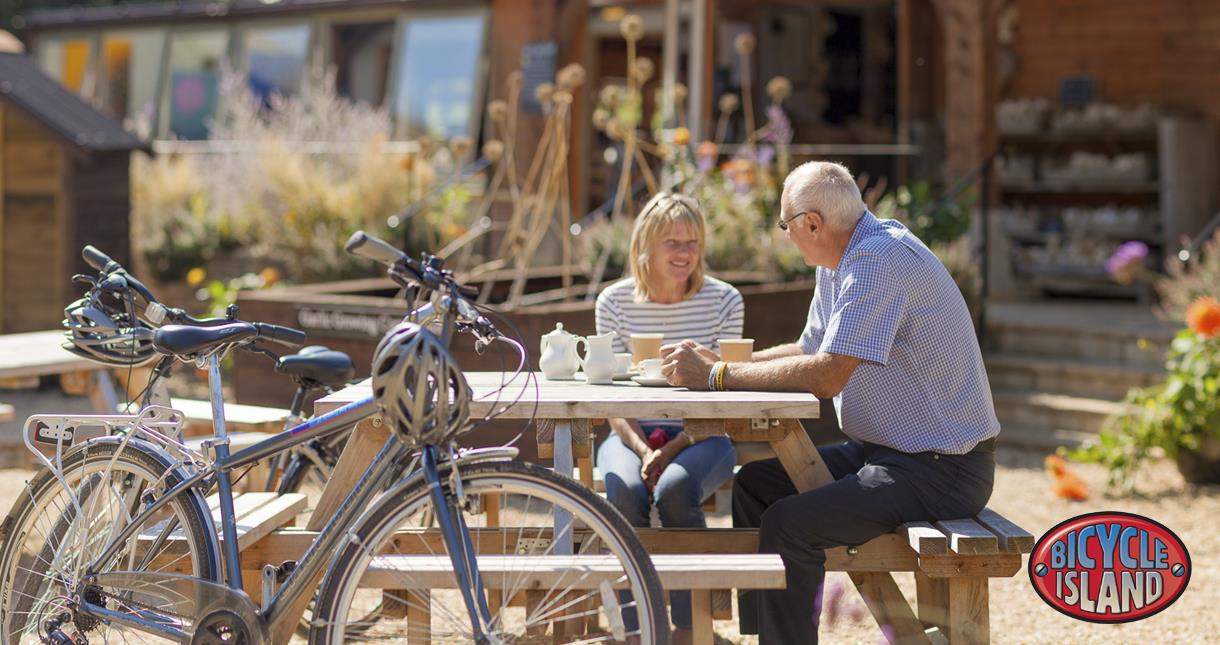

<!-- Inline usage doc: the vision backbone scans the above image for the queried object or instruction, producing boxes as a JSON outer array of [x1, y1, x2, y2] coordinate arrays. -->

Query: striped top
[[595, 276, 745, 354]]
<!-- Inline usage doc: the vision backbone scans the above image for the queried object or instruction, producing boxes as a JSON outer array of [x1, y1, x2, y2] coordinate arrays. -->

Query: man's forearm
[[723, 352, 854, 398], [752, 342, 804, 362]]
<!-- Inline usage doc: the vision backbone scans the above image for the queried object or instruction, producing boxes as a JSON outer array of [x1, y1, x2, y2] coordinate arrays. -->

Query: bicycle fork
[[421, 445, 495, 643]]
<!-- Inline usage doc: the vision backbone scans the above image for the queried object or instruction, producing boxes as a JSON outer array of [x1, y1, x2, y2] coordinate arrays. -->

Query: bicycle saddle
[[276, 346, 355, 388], [154, 323, 256, 357]]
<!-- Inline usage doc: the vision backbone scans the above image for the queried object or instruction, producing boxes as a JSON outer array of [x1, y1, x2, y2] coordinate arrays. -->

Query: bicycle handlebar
[[253, 322, 308, 348], [347, 230, 499, 346]]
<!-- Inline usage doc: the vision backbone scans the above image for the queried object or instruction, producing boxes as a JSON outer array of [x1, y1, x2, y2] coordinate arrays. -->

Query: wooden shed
[[0, 52, 149, 333]]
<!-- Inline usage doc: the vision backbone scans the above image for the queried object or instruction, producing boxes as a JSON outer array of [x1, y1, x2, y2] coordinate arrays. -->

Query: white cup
[[614, 352, 633, 375], [640, 358, 664, 379]]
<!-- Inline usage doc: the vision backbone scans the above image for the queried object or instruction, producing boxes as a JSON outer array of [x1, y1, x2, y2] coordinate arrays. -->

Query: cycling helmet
[[63, 292, 157, 366], [371, 321, 472, 447]]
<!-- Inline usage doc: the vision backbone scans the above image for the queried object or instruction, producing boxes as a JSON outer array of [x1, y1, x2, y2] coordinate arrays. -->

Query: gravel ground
[[0, 416, 1214, 643], [713, 448, 1219, 644]]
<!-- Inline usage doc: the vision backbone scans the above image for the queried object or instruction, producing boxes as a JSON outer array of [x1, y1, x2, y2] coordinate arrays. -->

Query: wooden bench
[[170, 398, 290, 437], [360, 552, 786, 643]]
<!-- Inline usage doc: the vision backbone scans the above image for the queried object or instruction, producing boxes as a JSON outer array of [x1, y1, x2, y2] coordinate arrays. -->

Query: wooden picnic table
[[0, 330, 119, 413], [306, 372, 1025, 644]]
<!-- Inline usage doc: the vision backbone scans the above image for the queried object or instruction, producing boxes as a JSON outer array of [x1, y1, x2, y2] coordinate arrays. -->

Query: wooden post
[[848, 572, 933, 644], [406, 590, 431, 643], [306, 418, 391, 531], [768, 420, 833, 492], [946, 577, 989, 644], [691, 589, 714, 644], [914, 571, 949, 631]]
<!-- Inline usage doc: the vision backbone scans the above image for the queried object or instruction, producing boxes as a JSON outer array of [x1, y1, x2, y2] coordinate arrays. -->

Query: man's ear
[[806, 210, 825, 233]]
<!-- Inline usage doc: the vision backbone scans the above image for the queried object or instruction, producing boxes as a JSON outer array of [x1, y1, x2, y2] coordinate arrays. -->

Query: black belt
[[967, 437, 996, 454]]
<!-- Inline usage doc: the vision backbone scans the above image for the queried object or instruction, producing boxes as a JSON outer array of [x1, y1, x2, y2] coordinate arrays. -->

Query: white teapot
[[580, 331, 617, 385], [539, 323, 584, 380]]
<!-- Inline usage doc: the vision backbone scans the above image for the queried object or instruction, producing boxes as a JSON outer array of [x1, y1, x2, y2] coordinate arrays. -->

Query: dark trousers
[[732, 440, 995, 644]]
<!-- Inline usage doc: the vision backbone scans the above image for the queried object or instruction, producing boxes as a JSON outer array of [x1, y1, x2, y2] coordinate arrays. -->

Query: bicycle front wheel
[[311, 460, 668, 644], [0, 438, 219, 644]]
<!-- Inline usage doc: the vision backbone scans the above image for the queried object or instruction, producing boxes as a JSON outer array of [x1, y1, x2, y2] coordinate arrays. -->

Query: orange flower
[[1046, 455, 1089, 501], [672, 127, 691, 146], [185, 267, 207, 288], [259, 267, 281, 287], [1185, 296, 1220, 338]]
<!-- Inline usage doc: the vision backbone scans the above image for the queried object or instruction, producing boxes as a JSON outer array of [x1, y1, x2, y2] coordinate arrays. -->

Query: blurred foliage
[[1069, 316, 1220, 490], [1157, 229, 1220, 322], [132, 67, 473, 285], [874, 181, 975, 248]]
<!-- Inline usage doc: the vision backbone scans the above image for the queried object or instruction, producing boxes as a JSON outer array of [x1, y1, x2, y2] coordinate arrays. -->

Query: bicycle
[[0, 233, 668, 644], [59, 245, 358, 499]]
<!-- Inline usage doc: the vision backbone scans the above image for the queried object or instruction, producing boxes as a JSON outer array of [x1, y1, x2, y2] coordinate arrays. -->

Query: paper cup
[[719, 338, 754, 362], [630, 333, 665, 364]]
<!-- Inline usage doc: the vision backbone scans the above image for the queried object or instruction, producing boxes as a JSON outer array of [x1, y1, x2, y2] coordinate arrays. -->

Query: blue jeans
[[597, 423, 736, 630]]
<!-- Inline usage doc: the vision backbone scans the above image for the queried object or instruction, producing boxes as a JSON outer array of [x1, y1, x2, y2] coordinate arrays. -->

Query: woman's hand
[[660, 340, 716, 389], [640, 449, 669, 491]]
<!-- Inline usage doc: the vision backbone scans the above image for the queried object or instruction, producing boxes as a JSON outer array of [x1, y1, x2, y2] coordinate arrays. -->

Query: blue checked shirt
[[799, 211, 1000, 454]]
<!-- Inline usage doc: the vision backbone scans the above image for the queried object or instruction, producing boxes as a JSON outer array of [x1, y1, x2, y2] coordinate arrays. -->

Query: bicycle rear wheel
[[310, 460, 668, 644], [0, 438, 219, 644]]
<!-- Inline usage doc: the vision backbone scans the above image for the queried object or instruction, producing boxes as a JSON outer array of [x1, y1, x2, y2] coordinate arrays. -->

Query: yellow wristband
[[716, 362, 727, 391]]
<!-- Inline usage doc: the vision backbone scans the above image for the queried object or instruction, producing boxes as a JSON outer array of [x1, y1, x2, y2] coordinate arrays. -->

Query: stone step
[[985, 353, 1163, 400], [992, 389, 1126, 436], [996, 424, 1095, 452], [984, 300, 1176, 369]]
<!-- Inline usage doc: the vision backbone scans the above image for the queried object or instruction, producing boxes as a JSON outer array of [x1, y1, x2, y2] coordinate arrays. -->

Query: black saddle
[[154, 323, 256, 357], [276, 345, 355, 388]]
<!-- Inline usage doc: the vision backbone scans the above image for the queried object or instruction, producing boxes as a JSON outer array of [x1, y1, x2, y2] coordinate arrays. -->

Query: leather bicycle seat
[[154, 323, 257, 357], [276, 347, 355, 388]]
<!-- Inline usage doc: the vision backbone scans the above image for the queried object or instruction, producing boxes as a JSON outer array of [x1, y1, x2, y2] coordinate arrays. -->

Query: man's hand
[[660, 340, 716, 389], [661, 339, 719, 362]]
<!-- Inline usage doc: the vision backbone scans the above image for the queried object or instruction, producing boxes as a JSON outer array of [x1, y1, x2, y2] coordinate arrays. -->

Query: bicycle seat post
[[205, 352, 244, 590]]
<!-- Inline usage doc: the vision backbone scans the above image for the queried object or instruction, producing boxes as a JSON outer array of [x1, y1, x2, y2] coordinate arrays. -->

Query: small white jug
[[539, 323, 584, 380], [580, 331, 617, 385]]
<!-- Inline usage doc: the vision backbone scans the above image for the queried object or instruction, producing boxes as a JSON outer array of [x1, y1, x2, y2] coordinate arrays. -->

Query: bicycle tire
[[0, 438, 219, 644], [309, 460, 669, 644]]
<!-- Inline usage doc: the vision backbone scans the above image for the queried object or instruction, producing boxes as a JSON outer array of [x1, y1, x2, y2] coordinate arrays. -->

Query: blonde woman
[[594, 192, 743, 643]]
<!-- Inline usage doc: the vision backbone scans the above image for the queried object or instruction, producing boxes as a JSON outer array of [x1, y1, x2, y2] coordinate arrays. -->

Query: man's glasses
[[778, 210, 810, 231]]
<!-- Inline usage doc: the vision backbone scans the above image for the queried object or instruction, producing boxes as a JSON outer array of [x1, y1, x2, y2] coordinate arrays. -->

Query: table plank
[[0, 330, 109, 379], [315, 373, 821, 421]]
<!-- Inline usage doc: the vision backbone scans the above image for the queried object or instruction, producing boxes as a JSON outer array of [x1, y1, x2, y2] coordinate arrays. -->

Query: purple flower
[[761, 104, 793, 145], [755, 145, 776, 166], [1104, 240, 1149, 284]]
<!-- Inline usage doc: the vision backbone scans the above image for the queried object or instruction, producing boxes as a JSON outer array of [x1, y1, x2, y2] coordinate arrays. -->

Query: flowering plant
[[1070, 295, 1220, 487]]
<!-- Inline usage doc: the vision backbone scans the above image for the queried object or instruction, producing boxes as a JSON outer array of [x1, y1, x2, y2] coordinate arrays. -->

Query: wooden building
[[0, 52, 149, 333]]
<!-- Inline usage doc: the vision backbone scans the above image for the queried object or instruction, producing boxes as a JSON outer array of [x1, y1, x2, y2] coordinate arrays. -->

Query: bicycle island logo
[[1028, 511, 1190, 623]]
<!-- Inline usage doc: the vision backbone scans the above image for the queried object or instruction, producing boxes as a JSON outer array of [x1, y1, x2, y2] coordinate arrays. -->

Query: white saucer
[[631, 375, 671, 387]]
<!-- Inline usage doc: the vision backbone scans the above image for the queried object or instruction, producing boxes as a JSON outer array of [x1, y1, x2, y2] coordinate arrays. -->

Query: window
[[244, 24, 311, 101], [36, 37, 94, 96], [392, 12, 487, 139], [101, 30, 165, 136], [162, 30, 228, 140], [331, 21, 395, 107]]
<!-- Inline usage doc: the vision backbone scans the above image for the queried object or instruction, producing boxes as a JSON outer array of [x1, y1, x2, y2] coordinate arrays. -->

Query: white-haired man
[[661, 161, 1000, 643]]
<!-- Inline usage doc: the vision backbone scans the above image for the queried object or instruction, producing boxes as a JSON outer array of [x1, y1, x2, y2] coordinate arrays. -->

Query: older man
[[661, 161, 1000, 643]]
